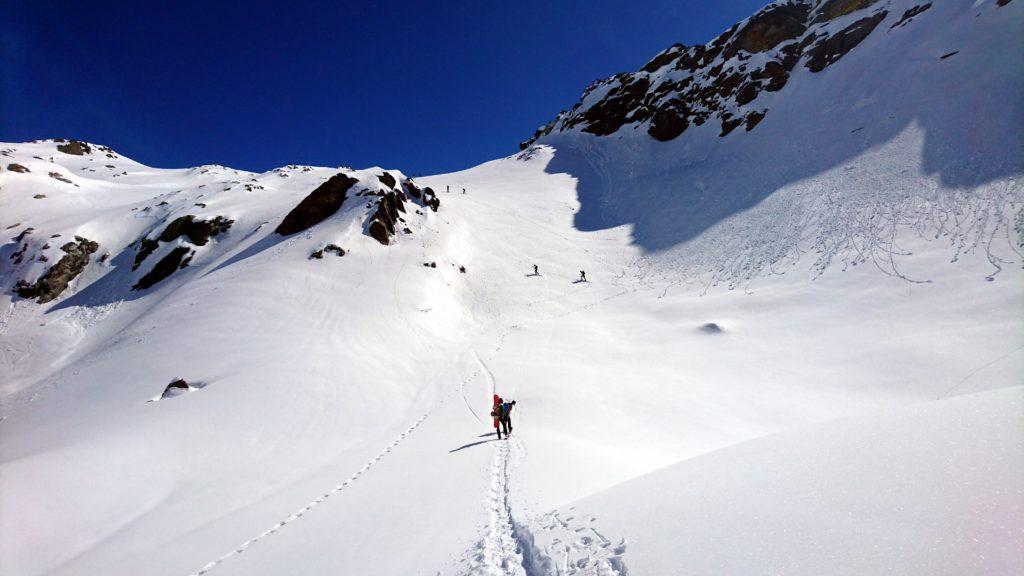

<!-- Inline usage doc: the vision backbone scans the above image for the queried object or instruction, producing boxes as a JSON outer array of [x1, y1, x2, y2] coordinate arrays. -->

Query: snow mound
[[559, 386, 1024, 576]]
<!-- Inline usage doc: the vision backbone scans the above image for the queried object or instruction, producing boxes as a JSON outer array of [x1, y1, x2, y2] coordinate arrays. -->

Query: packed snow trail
[[464, 435, 554, 576], [462, 353, 627, 576]]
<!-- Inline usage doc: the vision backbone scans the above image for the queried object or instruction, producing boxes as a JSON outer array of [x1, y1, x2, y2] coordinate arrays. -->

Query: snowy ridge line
[[187, 378, 476, 576]]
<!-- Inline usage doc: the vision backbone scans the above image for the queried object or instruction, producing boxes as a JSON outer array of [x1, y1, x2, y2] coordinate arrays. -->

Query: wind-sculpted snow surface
[[0, 1, 1022, 575]]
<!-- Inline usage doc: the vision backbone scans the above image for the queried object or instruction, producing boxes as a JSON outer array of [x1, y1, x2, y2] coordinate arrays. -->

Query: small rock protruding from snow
[[161, 378, 191, 399], [698, 322, 725, 334]]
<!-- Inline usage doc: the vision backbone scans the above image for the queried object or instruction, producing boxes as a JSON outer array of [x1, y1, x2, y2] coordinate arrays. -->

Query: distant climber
[[446, 185, 450, 193], [462, 188, 466, 194], [579, 270, 587, 282], [533, 264, 539, 276]]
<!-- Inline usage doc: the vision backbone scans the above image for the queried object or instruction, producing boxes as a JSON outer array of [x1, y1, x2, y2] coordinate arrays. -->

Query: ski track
[[187, 368, 483, 576]]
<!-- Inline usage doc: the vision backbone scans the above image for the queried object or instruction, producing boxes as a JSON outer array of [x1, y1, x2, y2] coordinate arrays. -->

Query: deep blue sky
[[3, 1, 765, 175]]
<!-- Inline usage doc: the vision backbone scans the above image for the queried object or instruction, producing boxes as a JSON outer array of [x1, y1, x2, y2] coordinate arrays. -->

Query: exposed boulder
[[576, 75, 651, 136], [275, 173, 359, 235], [133, 246, 193, 290], [812, 0, 882, 24], [736, 82, 760, 106], [134, 239, 159, 270], [699, 322, 724, 334], [805, 11, 888, 72], [752, 59, 791, 92], [159, 215, 233, 246], [368, 190, 407, 245], [133, 215, 232, 270], [312, 244, 346, 259], [745, 110, 767, 131], [719, 114, 744, 137], [56, 139, 92, 155], [14, 236, 99, 303], [648, 101, 691, 142], [728, 2, 810, 55], [640, 44, 686, 73], [48, 172, 72, 184], [422, 187, 441, 212], [7, 163, 29, 173], [890, 4, 931, 30], [377, 172, 397, 189], [402, 179, 422, 199], [161, 378, 190, 399]]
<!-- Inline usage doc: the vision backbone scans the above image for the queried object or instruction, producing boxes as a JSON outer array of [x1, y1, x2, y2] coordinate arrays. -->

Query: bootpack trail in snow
[[186, 310, 625, 575], [185, 334, 514, 576], [186, 365, 485, 576], [461, 347, 628, 576]]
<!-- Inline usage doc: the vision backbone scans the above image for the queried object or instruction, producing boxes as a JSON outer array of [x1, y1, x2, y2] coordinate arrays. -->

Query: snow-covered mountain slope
[[1, 1, 1022, 575], [526, 0, 1022, 288]]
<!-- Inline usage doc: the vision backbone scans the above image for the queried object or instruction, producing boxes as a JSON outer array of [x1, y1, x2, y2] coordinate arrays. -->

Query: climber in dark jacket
[[498, 400, 516, 439]]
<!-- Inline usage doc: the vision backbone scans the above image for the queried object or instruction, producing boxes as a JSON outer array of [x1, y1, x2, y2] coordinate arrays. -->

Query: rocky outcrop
[[133, 246, 193, 290], [56, 139, 92, 155], [811, 0, 881, 23], [728, 2, 810, 55], [377, 172, 397, 189], [890, 4, 931, 30], [133, 215, 232, 270], [159, 215, 233, 246], [368, 190, 407, 245], [522, 0, 892, 146], [275, 173, 359, 235], [6, 163, 29, 173], [804, 11, 888, 72], [423, 187, 441, 212], [572, 76, 652, 137], [402, 179, 422, 199], [310, 244, 346, 259], [14, 236, 99, 303]]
